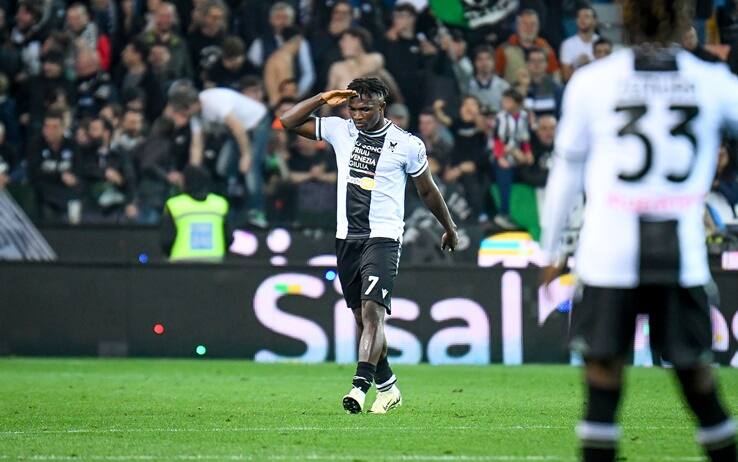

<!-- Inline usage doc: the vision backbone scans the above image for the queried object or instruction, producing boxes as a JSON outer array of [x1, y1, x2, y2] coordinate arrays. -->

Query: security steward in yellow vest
[[161, 166, 231, 262]]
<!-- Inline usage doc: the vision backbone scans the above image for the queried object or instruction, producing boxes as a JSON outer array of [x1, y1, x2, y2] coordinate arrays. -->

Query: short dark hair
[[44, 109, 65, 123], [594, 37, 612, 48], [526, 46, 546, 60], [622, 0, 691, 45], [237, 75, 262, 91], [394, 3, 417, 15], [342, 26, 373, 52], [221, 36, 245, 59], [129, 37, 150, 60], [472, 44, 494, 61], [577, 5, 596, 17], [183, 165, 211, 196], [502, 88, 524, 105], [347, 77, 389, 101]]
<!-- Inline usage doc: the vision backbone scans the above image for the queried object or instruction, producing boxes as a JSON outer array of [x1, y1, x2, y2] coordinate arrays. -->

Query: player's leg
[[655, 286, 736, 461], [336, 239, 367, 413], [571, 286, 636, 462], [675, 366, 736, 462], [579, 357, 626, 462], [343, 299, 384, 413]]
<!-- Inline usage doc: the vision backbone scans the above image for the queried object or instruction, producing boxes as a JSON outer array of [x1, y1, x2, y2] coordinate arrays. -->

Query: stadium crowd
[[0, 0, 736, 234]]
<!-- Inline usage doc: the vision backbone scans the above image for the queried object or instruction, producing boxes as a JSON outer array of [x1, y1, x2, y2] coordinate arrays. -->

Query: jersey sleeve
[[406, 135, 429, 177], [315, 116, 347, 145], [555, 71, 591, 161]]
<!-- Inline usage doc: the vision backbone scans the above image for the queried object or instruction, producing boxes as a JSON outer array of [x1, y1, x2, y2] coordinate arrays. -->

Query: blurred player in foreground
[[541, 1, 738, 461], [280, 78, 458, 414]]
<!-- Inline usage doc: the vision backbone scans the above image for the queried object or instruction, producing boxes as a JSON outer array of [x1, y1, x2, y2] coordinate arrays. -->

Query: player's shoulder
[[569, 48, 633, 85], [387, 123, 424, 152], [676, 49, 732, 79], [320, 116, 354, 137]]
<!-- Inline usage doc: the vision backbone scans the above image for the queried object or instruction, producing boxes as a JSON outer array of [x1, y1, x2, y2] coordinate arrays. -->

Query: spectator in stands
[[559, 6, 598, 82], [496, 9, 560, 85], [0, 74, 20, 154], [387, 103, 410, 131], [282, 135, 337, 226], [134, 114, 181, 224], [90, 0, 118, 38], [0, 122, 18, 190], [434, 96, 489, 223], [717, 0, 738, 45], [383, 3, 436, 120], [457, 44, 510, 114], [80, 117, 138, 222], [248, 2, 316, 98], [326, 27, 401, 102], [177, 83, 269, 222], [114, 0, 145, 56], [11, 1, 47, 81], [713, 140, 738, 215], [418, 108, 453, 181], [111, 109, 145, 156], [66, 3, 112, 71], [440, 28, 472, 81], [28, 110, 83, 223], [203, 36, 258, 89], [523, 47, 562, 119], [20, 50, 73, 134], [118, 37, 164, 123], [188, 0, 227, 78], [682, 26, 721, 63], [75, 48, 115, 119], [148, 43, 176, 93], [517, 114, 555, 189], [310, 1, 353, 93], [593, 37, 613, 60], [264, 27, 313, 106], [140, 2, 192, 79], [492, 88, 532, 230], [162, 165, 231, 261]]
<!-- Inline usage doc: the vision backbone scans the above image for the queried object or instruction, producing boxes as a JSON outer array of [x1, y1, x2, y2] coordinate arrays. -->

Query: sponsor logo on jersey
[[347, 176, 376, 191]]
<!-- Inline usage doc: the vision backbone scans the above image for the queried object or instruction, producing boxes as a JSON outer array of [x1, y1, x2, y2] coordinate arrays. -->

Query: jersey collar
[[357, 119, 392, 137]]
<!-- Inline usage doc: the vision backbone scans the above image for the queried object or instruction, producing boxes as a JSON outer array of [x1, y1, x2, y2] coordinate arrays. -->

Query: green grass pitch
[[1, 359, 737, 461]]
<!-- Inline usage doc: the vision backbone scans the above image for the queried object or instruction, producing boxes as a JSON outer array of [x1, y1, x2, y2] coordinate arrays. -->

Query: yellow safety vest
[[165, 193, 229, 261]]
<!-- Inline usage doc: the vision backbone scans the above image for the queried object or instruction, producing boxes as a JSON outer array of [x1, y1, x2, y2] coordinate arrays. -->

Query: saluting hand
[[320, 90, 358, 107]]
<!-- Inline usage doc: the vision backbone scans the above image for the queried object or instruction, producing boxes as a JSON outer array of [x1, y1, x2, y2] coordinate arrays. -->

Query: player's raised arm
[[280, 90, 358, 140]]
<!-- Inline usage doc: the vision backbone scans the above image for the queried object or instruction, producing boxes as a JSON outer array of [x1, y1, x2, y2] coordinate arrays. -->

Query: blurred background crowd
[[0, 0, 736, 238]]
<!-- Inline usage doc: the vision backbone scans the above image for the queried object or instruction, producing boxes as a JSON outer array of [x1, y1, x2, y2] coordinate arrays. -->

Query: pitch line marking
[[0, 455, 707, 461], [0, 424, 699, 436], [0, 425, 568, 436]]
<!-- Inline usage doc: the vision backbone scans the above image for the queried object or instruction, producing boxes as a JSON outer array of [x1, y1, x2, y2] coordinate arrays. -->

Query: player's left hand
[[540, 263, 567, 298], [441, 228, 459, 252]]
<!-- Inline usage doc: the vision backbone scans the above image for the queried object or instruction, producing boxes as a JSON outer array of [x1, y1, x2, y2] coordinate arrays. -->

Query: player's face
[[348, 94, 385, 131]]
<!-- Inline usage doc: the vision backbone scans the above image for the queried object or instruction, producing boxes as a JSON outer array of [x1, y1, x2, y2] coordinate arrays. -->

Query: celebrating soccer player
[[541, 1, 738, 461], [280, 78, 458, 414]]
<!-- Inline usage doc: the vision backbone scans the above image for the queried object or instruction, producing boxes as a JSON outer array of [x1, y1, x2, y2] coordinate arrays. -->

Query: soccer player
[[280, 78, 458, 414], [541, 1, 738, 461]]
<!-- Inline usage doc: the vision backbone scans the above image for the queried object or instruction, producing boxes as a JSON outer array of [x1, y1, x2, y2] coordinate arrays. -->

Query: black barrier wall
[[1, 263, 737, 366]]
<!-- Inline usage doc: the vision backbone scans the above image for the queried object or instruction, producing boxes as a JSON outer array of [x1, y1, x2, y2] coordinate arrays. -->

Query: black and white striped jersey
[[315, 116, 428, 240], [541, 48, 738, 287]]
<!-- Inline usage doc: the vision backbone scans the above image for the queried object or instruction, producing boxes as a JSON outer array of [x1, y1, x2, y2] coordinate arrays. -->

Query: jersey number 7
[[615, 104, 700, 183]]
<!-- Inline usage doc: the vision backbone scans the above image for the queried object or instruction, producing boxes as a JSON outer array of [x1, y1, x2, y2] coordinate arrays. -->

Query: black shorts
[[571, 284, 713, 368], [336, 237, 401, 313]]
